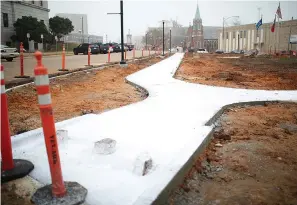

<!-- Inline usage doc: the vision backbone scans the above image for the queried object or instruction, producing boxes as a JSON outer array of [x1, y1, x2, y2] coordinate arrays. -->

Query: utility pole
[[162, 21, 165, 56]]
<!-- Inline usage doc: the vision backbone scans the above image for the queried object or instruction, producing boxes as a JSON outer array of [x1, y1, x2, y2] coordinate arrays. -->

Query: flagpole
[[274, 14, 276, 54], [288, 17, 293, 52], [277, 2, 280, 52]]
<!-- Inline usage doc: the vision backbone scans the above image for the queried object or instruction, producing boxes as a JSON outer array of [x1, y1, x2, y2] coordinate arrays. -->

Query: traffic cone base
[[14, 75, 30, 78], [1, 159, 34, 183], [31, 181, 87, 205], [58, 69, 69, 72]]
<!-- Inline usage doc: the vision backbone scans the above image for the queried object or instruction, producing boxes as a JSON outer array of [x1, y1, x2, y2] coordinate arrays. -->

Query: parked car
[[113, 44, 121, 53], [119, 44, 128, 52], [244, 49, 259, 57], [197, 48, 208, 54], [73, 43, 99, 55], [1, 45, 19, 61], [96, 43, 111, 54], [230, 50, 245, 54], [125, 44, 134, 51], [215, 49, 224, 54]]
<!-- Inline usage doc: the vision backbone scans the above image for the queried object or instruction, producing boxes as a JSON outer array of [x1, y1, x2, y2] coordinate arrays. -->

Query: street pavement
[[1, 50, 153, 81]]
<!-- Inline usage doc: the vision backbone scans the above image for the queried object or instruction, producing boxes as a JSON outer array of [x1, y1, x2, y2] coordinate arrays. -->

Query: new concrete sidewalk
[[10, 53, 297, 205]]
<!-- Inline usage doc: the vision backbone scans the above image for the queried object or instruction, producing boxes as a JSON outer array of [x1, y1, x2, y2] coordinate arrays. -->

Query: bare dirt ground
[[1, 56, 164, 205], [169, 102, 297, 205], [175, 54, 297, 90], [7, 57, 163, 136]]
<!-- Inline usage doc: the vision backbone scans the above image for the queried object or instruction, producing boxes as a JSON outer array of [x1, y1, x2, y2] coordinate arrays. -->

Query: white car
[[197, 48, 208, 54], [1, 45, 20, 61]]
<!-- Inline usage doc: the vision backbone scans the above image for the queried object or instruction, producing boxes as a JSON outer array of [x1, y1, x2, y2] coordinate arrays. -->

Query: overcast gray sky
[[48, 0, 297, 42]]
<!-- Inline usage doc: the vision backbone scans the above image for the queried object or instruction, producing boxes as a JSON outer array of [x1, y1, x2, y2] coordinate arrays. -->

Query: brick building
[[185, 3, 219, 52]]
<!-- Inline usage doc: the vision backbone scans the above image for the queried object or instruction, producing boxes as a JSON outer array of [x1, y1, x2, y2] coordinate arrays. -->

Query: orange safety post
[[33, 52, 66, 197], [1, 64, 34, 182], [108, 47, 111, 63], [58, 44, 68, 71], [88, 45, 91, 66], [1, 65, 14, 171], [31, 52, 87, 204], [15, 42, 30, 78], [133, 47, 135, 59]]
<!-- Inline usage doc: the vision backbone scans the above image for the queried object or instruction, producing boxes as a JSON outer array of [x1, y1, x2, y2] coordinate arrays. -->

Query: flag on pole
[[256, 18, 262, 30], [271, 15, 276, 32], [276, 2, 282, 19]]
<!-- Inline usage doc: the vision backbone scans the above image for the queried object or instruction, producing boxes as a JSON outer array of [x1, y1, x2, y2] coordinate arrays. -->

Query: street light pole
[[222, 17, 224, 51], [222, 16, 239, 51], [145, 33, 147, 50], [107, 0, 126, 67], [162, 21, 165, 56], [81, 16, 84, 43], [169, 29, 171, 54], [120, 0, 125, 66]]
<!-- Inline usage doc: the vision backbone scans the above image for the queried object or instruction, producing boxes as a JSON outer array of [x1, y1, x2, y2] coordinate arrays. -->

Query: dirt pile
[[7, 57, 162, 135], [169, 102, 297, 205], [176, 54, 297, 90]]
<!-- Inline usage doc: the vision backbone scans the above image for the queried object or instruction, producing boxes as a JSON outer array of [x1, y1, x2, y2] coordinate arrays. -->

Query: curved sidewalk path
[[11, 53, 297, 205]]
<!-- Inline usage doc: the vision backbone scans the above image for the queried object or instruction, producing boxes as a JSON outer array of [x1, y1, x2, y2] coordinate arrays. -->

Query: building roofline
[[16, 1, 50, 12], [220, 19, 297, 31]]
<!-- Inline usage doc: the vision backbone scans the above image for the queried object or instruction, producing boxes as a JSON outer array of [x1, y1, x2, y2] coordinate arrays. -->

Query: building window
[[233, 31, 235, 38], [226, 32, 228, 39], [32, 1, 34, 4], [244, 30, 246, 38], [40, 20, 44, 24], [2, 13, 9, 27], [40, 0, 43, 6], [240, 31, 243, 38]]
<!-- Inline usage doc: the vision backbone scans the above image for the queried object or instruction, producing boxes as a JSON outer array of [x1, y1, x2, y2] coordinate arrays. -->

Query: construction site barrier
[[1, 64, 34, 183], [58, 44, 68, 71], [15, 42, 30, 78], [88, 45, 91, 66], [31, 51, 87, 205], [108, 47, 111, 63]]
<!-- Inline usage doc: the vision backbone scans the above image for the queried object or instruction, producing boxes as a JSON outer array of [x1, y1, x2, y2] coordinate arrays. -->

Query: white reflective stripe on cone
[[38, 93, 51, 105], [1, 85, 5, 94], [35, 74, 49, 86], [1, 71, 4, 80]]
